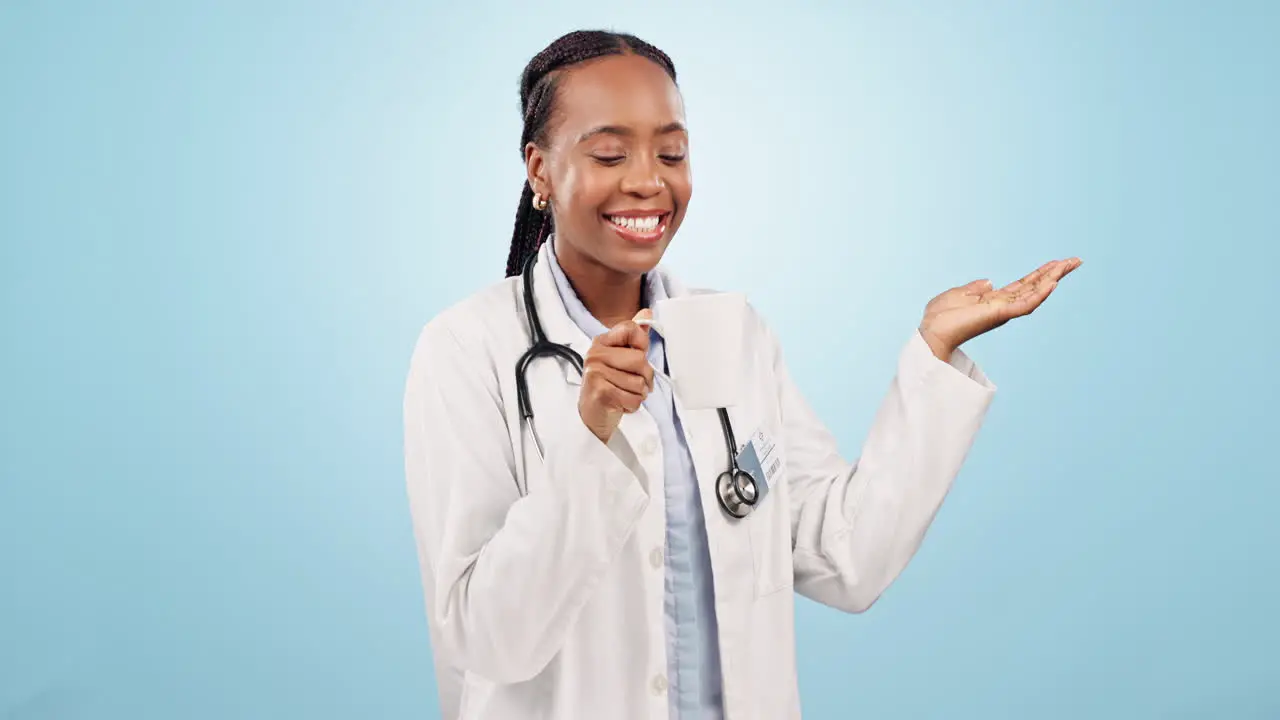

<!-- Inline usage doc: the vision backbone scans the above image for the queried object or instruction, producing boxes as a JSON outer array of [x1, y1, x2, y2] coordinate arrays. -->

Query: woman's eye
[[592, 154, 625, 165], [660, 154, 686, 163]]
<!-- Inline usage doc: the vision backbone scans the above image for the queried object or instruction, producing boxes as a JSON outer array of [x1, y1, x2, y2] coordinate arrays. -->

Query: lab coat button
[[651, 674, 668, 695], [641, 436, 658, 455], [650, 547, 664, 569]]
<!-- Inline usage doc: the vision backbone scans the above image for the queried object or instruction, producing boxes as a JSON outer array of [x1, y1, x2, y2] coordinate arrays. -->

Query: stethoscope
[[515, 250, 759, 519]]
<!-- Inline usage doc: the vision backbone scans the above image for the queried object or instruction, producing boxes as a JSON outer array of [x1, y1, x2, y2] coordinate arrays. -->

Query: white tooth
[[610, 215, 662, 232]]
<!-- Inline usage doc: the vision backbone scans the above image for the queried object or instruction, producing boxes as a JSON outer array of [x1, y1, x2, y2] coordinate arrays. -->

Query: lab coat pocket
[[746, 437, 794, 598]]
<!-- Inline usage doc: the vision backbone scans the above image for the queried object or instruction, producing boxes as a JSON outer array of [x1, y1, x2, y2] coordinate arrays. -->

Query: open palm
[[919, 257, 1082, 361]]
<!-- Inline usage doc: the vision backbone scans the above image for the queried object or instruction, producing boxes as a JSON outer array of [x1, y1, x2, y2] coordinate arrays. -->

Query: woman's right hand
[[578, 310, 655, 443]]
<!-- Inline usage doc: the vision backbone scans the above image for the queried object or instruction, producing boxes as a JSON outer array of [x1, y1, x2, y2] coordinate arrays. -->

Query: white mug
[[636, 292, 748, 410]]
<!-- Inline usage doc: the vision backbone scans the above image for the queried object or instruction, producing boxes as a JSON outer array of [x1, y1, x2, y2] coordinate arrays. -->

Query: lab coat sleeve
[[775, 327, 996, 613], [404, 320, 650, 684]]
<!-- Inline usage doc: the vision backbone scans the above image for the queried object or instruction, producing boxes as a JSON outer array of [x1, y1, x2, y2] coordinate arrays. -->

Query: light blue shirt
[[547, 240, 725, 719]]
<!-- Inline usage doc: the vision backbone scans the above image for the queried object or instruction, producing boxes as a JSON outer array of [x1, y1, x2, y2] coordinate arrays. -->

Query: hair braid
[[504, 30, 678, 278]]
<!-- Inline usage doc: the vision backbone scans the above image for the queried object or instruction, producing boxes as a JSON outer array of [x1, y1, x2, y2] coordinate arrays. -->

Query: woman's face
[[526, 53, 692, 277]]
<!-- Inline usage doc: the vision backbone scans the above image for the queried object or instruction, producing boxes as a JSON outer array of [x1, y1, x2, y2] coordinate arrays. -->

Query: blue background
[[3, 2, 1277, 718]]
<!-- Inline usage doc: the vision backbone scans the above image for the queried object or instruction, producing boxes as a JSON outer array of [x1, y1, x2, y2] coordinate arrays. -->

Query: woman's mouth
[[603, 212, 669, 244]]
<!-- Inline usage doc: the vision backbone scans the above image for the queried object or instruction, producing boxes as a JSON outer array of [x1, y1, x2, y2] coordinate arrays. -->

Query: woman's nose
[[620, 157, 664, 197]]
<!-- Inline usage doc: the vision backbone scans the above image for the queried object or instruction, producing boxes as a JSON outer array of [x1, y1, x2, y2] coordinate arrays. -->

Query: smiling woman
[[504, 32, 688, 327], [404, 28, 1078, 720]]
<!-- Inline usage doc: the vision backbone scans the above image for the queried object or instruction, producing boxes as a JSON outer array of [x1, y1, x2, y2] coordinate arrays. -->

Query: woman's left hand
[[918, 257, 1082, 363]]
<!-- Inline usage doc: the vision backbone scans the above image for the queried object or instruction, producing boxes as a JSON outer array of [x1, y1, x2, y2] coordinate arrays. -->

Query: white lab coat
[[403, 241, 996, 720]]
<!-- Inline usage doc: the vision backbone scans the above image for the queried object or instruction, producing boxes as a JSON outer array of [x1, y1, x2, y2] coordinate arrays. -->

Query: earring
[[532, 192, 548, 211]]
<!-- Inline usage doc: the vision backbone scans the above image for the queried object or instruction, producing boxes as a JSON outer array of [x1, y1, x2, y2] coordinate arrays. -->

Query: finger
[[1007, 257, 1083, 292], [961, 278, 993, 296], [592, 346, 652, 378], [590, 363, 650, 398], [1012, 274, 1048, 301], [1046, 257, 1082, 283], [588, 347, 654, 393], [584, 376, 645, 414], [1010, 275, 1052, 307], [616, 387, 645, 413], [588, 352, 652, 394], [1006, 279, 1058, 318], [1022, 259, 1075, 298], [594, 370, 647, 413], [598, 320, 650, 353], [1000, 260, 1057, 293]]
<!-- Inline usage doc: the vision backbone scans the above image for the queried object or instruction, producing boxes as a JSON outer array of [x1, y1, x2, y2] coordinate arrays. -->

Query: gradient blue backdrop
[[3, 2, 1277, 718]]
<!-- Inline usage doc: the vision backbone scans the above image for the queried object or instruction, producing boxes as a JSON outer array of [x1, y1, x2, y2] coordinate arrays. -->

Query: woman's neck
[[554, 240, 644, 329]]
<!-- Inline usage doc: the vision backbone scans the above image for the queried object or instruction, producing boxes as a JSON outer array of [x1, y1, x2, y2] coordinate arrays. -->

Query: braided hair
[[504, 30, 678, 278]]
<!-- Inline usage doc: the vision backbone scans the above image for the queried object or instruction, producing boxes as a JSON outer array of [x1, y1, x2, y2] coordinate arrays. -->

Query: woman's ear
[[524, 142, 550, 200]]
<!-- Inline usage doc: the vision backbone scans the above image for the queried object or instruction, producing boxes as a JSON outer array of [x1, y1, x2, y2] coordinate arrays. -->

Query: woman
[[404, 29, 1079, 720]]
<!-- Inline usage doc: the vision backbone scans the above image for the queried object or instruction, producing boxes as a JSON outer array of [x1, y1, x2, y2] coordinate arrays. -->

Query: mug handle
[[634, 317, 663, 334]]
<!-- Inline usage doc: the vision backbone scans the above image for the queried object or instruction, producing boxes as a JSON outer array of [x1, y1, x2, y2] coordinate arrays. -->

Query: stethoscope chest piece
[[711, 407, 759, 519], [716, 468, 758, 519]]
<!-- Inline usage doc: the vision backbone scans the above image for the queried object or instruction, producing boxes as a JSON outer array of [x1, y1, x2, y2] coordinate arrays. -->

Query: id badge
[[734, 428, 782, 505]]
